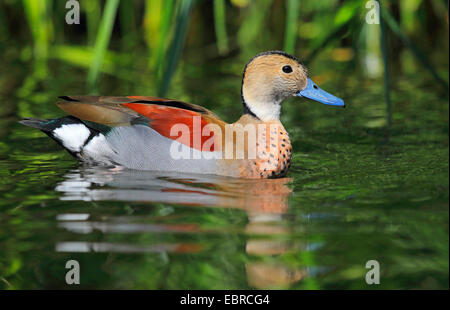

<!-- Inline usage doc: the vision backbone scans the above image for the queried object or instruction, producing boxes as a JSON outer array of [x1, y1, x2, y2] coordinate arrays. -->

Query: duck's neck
[[251, 102, 281, 121], [241, 83, 283, 121], [242, 97, 282, 122]]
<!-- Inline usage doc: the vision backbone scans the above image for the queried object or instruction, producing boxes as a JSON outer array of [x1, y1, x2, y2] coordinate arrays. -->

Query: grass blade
[[379, 2, 391, 127], [153, 0, 175, 78], [213, 0, 229, 55], [22, 0, 51, 77], [85, 0, 101, 46], [158, 0, 194, 97], [51, 45, 135, 81], [144, 0, 164, 65], [87, 0, 120, 94], [283, 0, 299, 54]]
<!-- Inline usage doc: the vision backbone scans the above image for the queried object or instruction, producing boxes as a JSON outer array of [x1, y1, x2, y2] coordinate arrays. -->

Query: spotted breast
[[235, 118, 292, 179]]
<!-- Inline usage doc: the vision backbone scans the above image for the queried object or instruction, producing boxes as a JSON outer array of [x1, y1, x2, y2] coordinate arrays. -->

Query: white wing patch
[[53, 124, 91, 152]]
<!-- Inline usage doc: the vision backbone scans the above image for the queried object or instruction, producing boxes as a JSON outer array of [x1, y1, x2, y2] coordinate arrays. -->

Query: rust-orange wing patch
[[122, 102, 221, 151]]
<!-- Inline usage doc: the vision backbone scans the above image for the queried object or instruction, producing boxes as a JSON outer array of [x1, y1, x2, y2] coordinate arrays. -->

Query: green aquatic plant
[[86, 0, 120, 94], [283, 0, 300, 55], [157, 0, 194, 97], [213, 0, 229, 55]]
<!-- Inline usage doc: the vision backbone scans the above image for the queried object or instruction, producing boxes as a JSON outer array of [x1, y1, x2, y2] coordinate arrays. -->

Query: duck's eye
[[282, 65, 293, 74]]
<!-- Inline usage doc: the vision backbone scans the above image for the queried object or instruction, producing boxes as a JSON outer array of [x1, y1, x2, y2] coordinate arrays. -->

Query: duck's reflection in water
[[55, 165, 309, 289]]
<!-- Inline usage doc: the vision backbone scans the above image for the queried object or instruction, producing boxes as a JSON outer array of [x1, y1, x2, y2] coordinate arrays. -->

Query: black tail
[[19, 118, 51, 131], [19, 116, 84, 132], [19, 116, 99, 157]]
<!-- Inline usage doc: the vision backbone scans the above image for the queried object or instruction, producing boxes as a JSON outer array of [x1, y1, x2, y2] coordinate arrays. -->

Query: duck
[[20, 51, 344, 179]]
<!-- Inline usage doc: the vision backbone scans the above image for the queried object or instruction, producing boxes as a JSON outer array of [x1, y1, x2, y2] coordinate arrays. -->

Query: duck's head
[[241, 51, 345, 121]]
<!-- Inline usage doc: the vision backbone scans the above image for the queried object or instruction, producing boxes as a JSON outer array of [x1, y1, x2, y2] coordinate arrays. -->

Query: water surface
[[0, 59, 448, 289]]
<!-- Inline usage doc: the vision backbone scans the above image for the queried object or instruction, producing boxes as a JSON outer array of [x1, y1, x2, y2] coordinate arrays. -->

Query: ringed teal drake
[[20, 51, 344, 179]]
